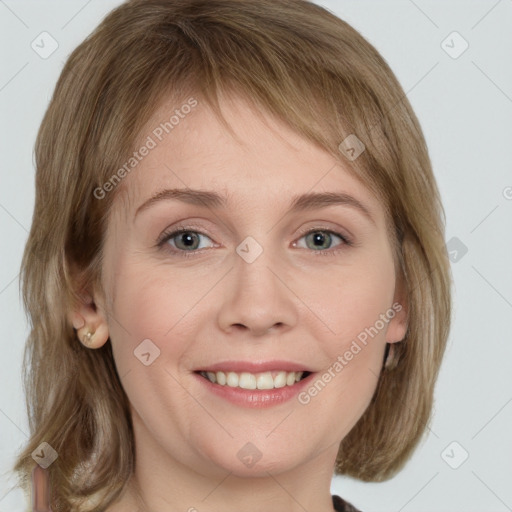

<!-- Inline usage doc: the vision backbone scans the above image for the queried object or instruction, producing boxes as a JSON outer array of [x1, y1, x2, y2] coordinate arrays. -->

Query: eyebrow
[[134, 188, 375, 225]]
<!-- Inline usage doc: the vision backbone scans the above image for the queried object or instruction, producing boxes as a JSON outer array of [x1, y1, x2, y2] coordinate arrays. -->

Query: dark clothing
[[332, 494, 362, 512]]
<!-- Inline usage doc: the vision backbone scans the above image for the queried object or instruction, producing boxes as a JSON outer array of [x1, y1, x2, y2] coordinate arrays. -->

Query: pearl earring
[[82, 330, 95, 346]]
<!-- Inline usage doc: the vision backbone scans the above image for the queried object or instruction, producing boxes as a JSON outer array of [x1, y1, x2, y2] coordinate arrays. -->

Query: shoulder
[[332, 494, 363, 512]]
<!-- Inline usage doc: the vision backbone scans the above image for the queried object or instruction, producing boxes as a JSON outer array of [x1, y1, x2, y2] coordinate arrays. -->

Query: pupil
[[181, 233, 196, 248], [312, 232, 328, 249]]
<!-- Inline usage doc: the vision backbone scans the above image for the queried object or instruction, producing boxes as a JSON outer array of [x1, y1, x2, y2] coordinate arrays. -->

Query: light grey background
[[1, 1, 511, 511]]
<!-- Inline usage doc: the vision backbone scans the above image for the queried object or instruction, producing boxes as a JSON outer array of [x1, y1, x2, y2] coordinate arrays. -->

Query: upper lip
[[194, 360, 314, 373]]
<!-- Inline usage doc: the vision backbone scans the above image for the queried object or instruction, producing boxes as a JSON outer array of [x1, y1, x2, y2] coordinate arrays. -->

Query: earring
[[384, 342, 401, 371], [81, 330, 95, 347]]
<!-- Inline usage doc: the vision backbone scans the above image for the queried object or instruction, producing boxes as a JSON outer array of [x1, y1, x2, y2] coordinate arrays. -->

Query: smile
[[194, 369, 316, 408], [197, 370, 311, 390]]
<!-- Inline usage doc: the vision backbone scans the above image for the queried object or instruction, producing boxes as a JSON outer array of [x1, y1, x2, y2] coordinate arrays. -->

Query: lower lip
[[194, 372, 315, 408]]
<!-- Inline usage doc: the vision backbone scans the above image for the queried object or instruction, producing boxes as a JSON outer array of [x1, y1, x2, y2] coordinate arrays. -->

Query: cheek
[[298, 255, 396, 345], [104, 262, 206, 425], [108, 268, 191, 354], [105, 253, 219, 382], [295, 254, 395, 411]]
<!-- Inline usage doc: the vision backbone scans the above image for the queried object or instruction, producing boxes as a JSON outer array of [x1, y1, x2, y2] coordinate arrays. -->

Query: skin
[[71, 92, 408, 512]]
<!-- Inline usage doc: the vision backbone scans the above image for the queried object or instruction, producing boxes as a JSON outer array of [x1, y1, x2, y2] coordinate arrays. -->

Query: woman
[[14, 0, 452, 510]]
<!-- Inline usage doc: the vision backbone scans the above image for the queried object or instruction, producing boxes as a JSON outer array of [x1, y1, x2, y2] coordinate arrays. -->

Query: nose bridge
[[216, 234, 297, 334]]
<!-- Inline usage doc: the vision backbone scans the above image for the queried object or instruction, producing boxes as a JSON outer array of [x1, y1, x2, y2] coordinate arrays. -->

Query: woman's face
[[96, 93, 407, 479]]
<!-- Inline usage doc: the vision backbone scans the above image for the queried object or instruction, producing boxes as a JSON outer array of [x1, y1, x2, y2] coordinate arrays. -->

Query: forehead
[[114, 93, 383, 223]]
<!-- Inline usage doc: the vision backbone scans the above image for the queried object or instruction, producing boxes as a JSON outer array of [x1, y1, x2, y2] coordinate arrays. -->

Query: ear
[[386, 276, 408, 344], [68, 286, 110, 349]]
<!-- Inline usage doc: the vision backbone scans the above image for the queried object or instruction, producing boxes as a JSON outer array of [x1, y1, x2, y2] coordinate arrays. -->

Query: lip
[[194, 360, 314, 373], [193, 370, 316, 409]]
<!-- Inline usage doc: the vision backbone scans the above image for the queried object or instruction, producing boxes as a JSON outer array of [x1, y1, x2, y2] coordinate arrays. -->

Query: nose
[[216, 250, 298, 337]]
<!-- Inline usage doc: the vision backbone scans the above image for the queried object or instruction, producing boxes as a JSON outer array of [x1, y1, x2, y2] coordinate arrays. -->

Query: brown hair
[[14, 0, 452, 510]]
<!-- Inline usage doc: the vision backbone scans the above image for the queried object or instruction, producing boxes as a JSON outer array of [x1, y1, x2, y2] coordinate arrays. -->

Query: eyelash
[[156, 225, 353, 258]]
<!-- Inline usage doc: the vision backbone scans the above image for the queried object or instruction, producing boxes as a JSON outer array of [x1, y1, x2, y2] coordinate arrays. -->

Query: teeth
[[274, 371, 287, 388], [239, 373, 256, 389], [226, 372, 239, 387], [257, 372, 274, 389], [200, 370, 305, 389], [286, 372, 296, 386]]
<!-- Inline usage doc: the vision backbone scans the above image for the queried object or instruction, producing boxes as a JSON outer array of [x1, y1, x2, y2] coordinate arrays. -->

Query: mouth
[[194, 370, 312, 390]]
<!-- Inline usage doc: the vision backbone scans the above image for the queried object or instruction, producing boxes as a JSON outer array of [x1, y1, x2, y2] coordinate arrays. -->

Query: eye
[[157, 227, 215, 256], [157, 226, 353, 258], [293, 228, 352, 255]]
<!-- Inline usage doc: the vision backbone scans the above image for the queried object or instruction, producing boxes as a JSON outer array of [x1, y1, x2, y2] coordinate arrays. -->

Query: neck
[[128, 468, 337, 512]]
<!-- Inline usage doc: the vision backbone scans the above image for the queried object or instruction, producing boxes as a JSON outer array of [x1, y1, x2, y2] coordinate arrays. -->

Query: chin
[[198, 441, 306, 478]]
